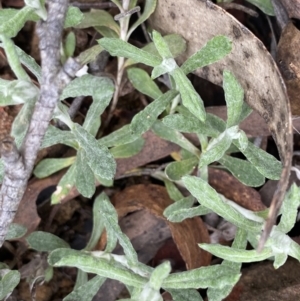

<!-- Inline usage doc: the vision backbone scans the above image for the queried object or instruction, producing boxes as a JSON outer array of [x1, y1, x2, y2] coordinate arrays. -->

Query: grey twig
[[0, 0, 81, 246]]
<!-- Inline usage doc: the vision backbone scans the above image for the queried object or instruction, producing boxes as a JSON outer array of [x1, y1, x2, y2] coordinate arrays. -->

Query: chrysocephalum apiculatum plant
[[0, 0, 299, 300]]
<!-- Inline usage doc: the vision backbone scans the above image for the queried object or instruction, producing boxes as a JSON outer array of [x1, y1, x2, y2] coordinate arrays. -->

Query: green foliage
[[0, 0, 296, 300]]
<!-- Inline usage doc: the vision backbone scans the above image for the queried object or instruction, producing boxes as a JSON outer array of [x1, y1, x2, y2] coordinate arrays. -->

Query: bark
[[0, 0, 81, 246]]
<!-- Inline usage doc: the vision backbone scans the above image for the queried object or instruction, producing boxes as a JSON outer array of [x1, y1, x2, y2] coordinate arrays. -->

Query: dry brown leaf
[[149, 0, 293, 248], [110, 184, 211, 269], [277, 22, 300, 116], [209, 169, 266, 212], [280, 0, 300, 19]]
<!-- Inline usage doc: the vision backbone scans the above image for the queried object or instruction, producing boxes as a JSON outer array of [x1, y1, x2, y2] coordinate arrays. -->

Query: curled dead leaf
[[110, 184, 211, 269]]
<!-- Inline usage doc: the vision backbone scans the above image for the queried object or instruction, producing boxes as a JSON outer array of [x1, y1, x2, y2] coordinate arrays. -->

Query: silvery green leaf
[[11, 96, 37, 147], [96, 26, 119, 38], [5, 223, 27, 240], [76, 10, 120, 35], [48, 249, 147, 287], [207, 228, 247, 301], [75, 149, 95, 198], [165, 156, 198, 181], [218, 155, 265, 187], [286, 237, 300, 262], [168, 289, 204, 301], [162, 265, 240, 289], [182, 175, 261, 232], [199, 243, 272, 262], [127, 67, 162, 99], [152, 58, 177, 79], [34, 157, 76, 178], [0, 79, 33, 105], [246, 0, 274, 15], [73, 124, 116, 180], [278, 184, 300, 233], [171, 68, 205, 122], [64, 6, 84, 28], [199, 126, 239, 167], [99, 38, 161, 67], [162, 113, 219, 138], [61, 74, 113, 99], [64, 31, 76, 59], [205, 113, 226, 133], [54, 103, 75, 129], [152, 121, 200, 157], [234, 130, 248, 152], [163, 179, 184, 202], [0, 269, 20, 300], [127, 0, 157, 38], [99, 124, 139, 147], [236, 141, 282, 180], [274, 253, 288, 269], [223, 70, 244, 128], [51, 164, 76, 204], [27, 231, 70, 252], [85, 194, 105, 251], [42, 125, 78, 149], [64, 275, 105, 301], [130, 90, 178, 136], [239, 102, 253, 123], [181, 36, 232, 75], [25, 0, 47, 20], [77, 45, 103, 66], [125, 34, 186, 67], [74, 270, 88, 291], [152, 30, 173, 59], [83, 80, 114, 137], [130, 283, 162, 301], [110, 137, 144, 158], [0, 7, 38, 38], [99, 193, 138, 265], [110, 0, 122, 10], [163, 195, 209, 223], [150, 261, 171, 290]]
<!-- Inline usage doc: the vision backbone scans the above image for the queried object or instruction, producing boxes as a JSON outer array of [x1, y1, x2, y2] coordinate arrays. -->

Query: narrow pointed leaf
[[165, 156, 198, 181], [127, 0, 157, 37], [99, 124, 139, 147], [99, 38, 162, 67], [51, 164, 76, 204], [236, 141, 282, 180], [75, 149, 95, 198], [64, 275, 105, 301], [164, 179, 184, 202], [130, 90, 178, 136], [127, 67, 162, 99], [181, 36, 232, 75], [73, 124, 116, 180], [0, 270, 20, 300], [218, 155, 265, 187], [152, 121, 200, 157], [171, 68, 205, 121], [162, 265, 240, 289], [110, 137, 144, 158], [152, 30, 173, 59], [5, 223, 27, 240], [49, 249, 147, 287], [34, 157, 76, 179], [125, 34, 186, 67], [76, 11, 120, 34], [182, 176, 261, 232], [27, 231, 69, 252], [168, 289, 203, 301], [223, 70, 244, 128], [199, 126, 239, 167], [278, 184, 300, 233], [199, 243, 272, 262]]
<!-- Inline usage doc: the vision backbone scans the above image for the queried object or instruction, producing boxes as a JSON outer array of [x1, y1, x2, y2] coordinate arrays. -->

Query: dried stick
[[0, 0, 81, 247]]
